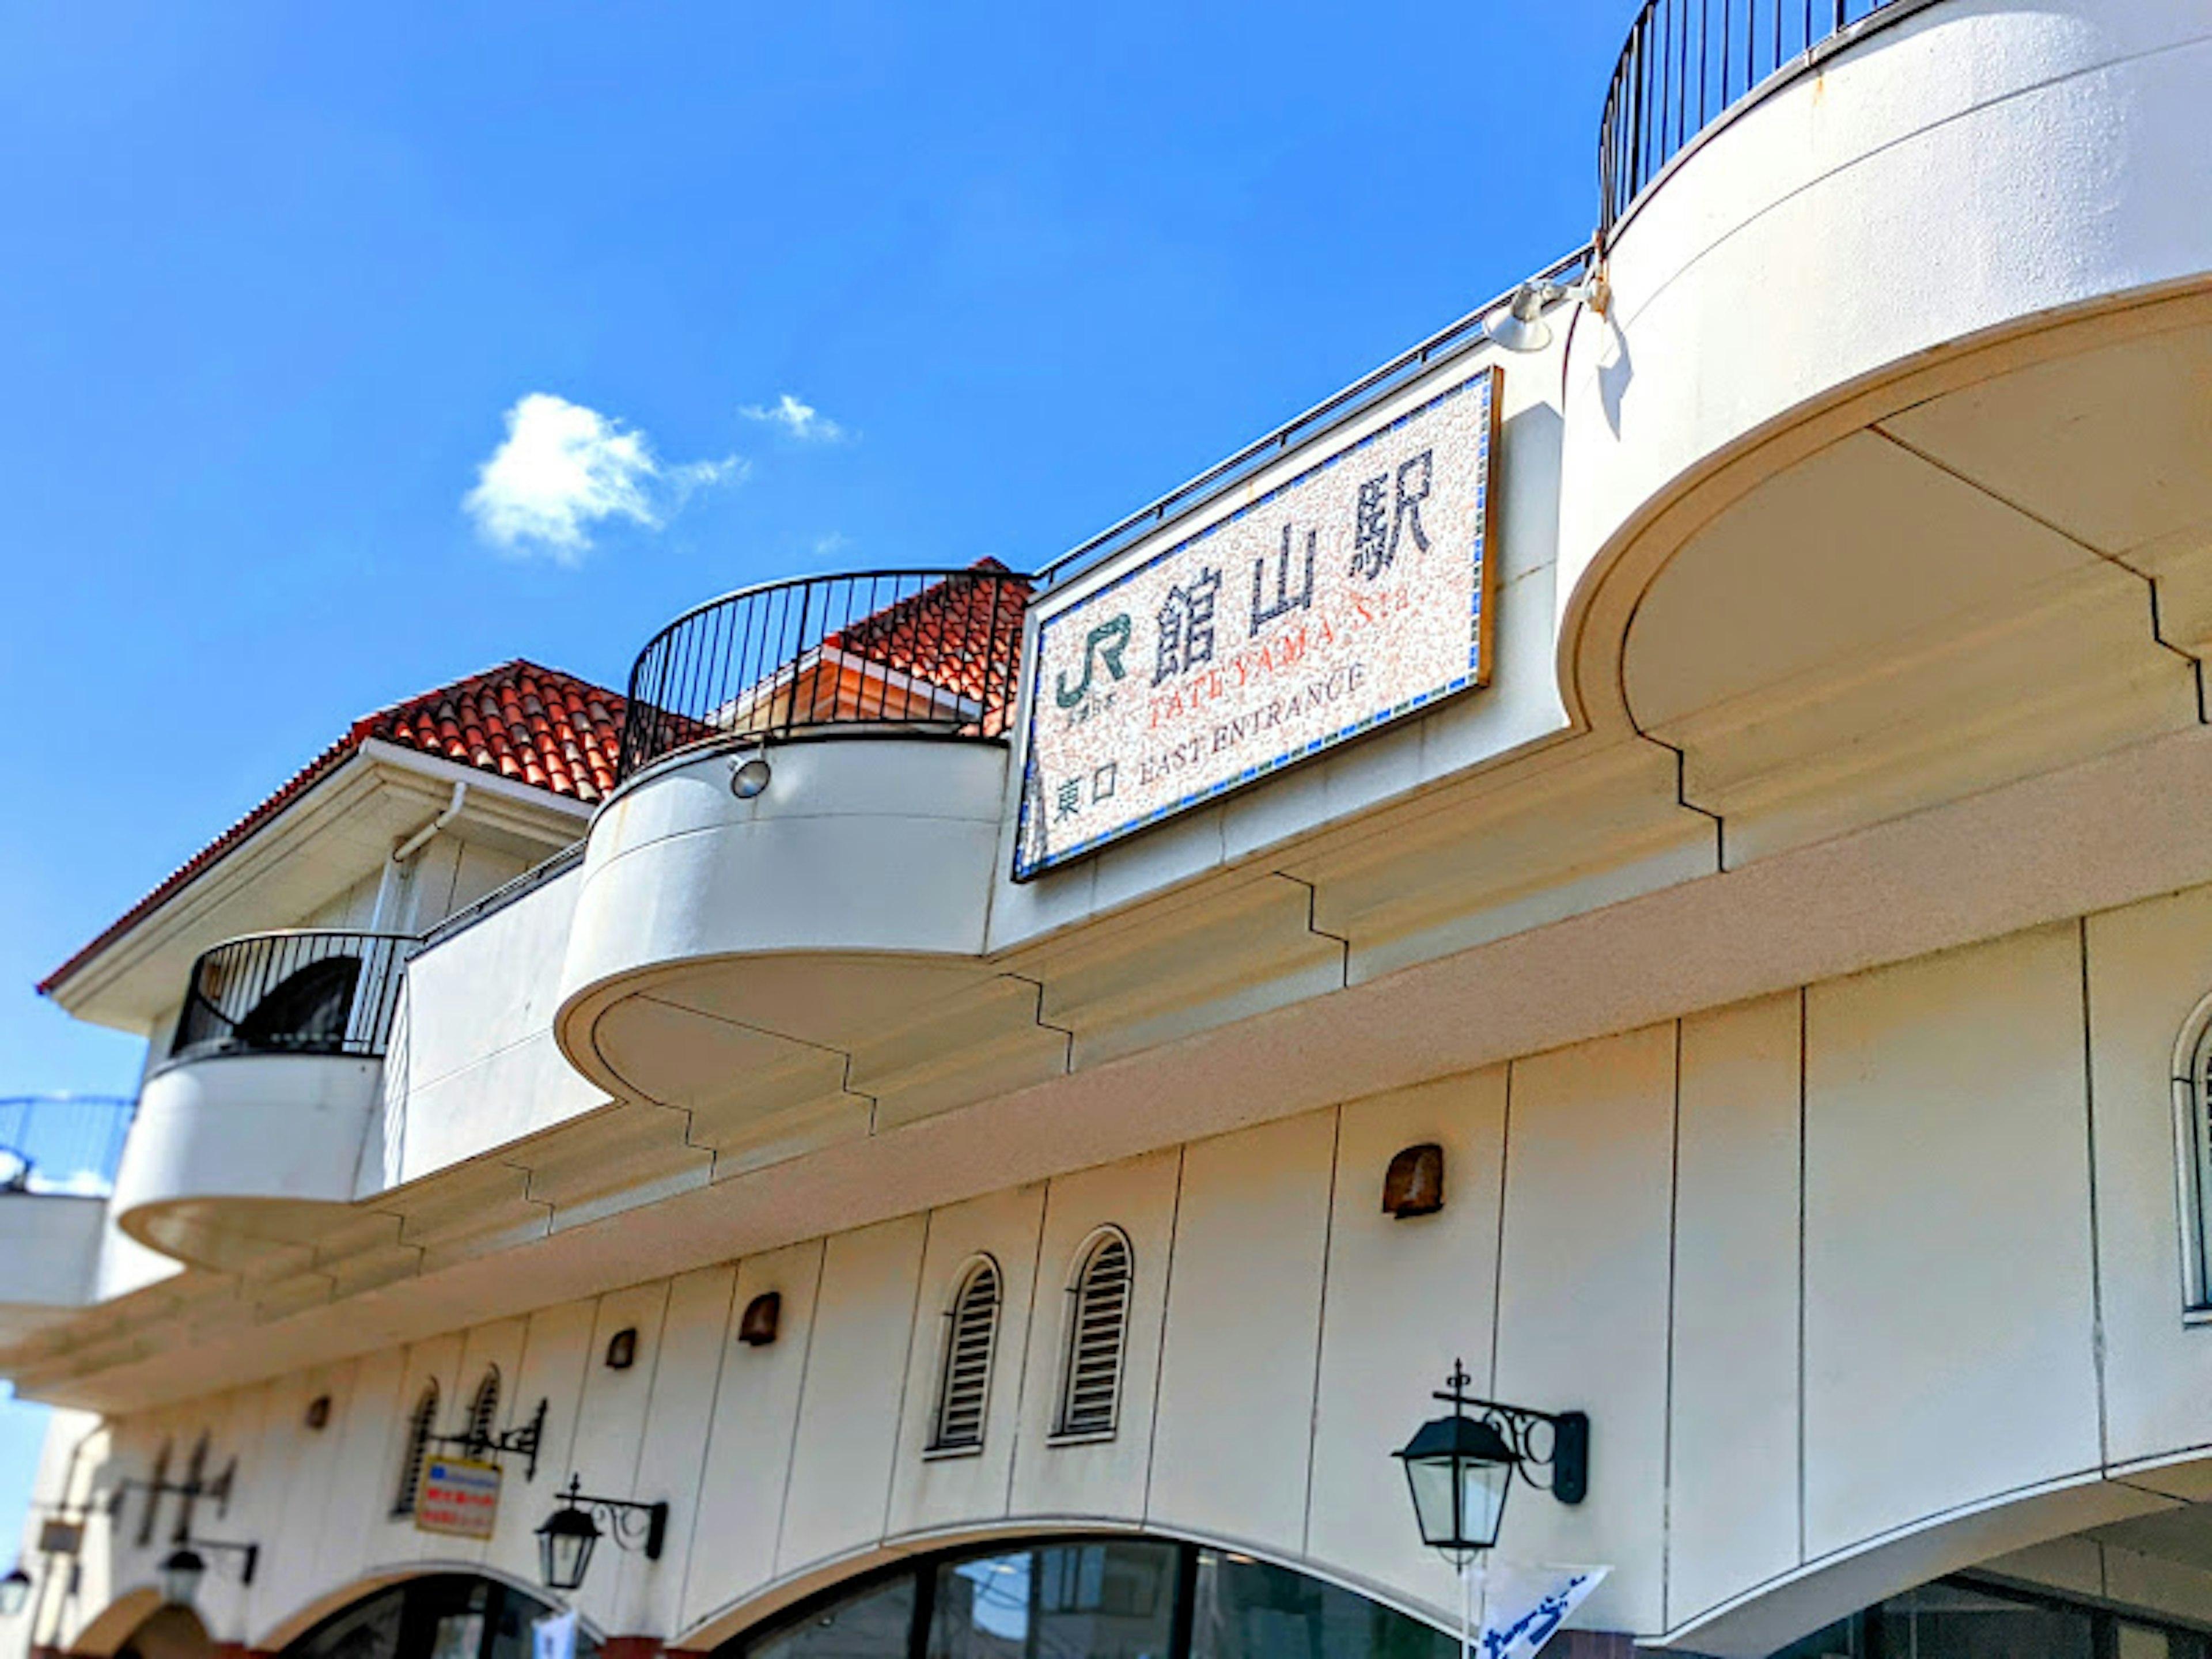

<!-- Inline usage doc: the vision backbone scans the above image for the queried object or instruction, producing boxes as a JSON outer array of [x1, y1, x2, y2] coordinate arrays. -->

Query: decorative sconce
[[1394, 1359, 1588, 1564], [0, 1567, 29, 1618], [1382, 1144, 1445, 1218], [158, 1535, 259, 1605], [738, 1293, 781, 1347], [304, 1395, 332, 1431], [604, 1329, 638, 1371], [535, 1475, 668, 1593]]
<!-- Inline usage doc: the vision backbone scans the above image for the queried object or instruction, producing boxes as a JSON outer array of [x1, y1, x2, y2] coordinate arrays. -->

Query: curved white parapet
[[0, 1196, 104, 1339], [101, 1053, 380, 1294], [556, 737, 1014, 1113], [1559, 1, 2212, 650]]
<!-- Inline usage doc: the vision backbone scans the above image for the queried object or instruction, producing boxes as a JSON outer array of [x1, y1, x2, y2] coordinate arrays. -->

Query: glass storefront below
[[281, 1574, 592, 1659], [1776, 1579, 2211, 1659], [728, 1537, 1457, 1659]]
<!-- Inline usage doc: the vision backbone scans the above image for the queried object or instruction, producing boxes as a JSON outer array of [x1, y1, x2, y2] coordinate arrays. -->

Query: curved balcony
[[1556, 0, 2212, 867], [105, 932, 415, 1289], [618, 563, 1030, 775], [0, 1096, 135, 1339], [165, 930, 411, 1067], [1597, 0, 1904, 240], [560, 565, 1044, 1156]]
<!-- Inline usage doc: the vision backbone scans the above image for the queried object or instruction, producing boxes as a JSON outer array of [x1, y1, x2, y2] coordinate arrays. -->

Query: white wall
[[376, 870, 607, 1195], [47, 870, 2212, 1656]]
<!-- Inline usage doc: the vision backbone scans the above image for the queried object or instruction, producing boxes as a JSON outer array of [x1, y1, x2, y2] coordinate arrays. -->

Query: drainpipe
[[369, 780, 468, 934], [29, 1421, 104, 1653]]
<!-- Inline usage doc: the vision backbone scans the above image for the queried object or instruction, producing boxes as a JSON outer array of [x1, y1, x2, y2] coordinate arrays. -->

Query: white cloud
[[812, 532, 853, 558], [464, 393, 743, 563], [742, 392, 847, 444]]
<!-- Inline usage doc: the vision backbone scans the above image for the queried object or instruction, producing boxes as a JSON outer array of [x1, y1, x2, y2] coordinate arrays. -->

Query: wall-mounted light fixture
[[157, 1550, 204, 1608], [729, 749, 772, 800], [1395, 1359, 1587, 1563], [1484, 275, 1610, 354], [534, 1475, 668, 1594], [1396, 1360, 1590, 1654], [1382, 1144, 1445, 1218], [158, 1533, 259, 1608], [604, 1329, 638, 1371], [738, 1292, 781, 1347], [0, 1566, 30, 1618], [304, 1395, 332, 1431]]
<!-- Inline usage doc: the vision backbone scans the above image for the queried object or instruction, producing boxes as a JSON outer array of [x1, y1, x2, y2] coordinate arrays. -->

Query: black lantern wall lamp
[[0, 1566, 30, 1619], [156, 1535, 259, 1608], [535, 1475, 668, 1594], [1394, 1360, 1589, 1563]]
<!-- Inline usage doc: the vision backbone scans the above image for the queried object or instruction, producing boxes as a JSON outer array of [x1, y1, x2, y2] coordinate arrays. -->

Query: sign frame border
[[1012, 362, 1502, 881]]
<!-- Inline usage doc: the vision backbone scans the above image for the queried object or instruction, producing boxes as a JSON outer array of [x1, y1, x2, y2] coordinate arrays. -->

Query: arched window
[[392, 1380, 439, 1517], [2176, 993, 2212, 1312], [928, 1257, 1001, 1455], [1054, 1228, 1132, 1441], [466, 1367, 501, 1452]]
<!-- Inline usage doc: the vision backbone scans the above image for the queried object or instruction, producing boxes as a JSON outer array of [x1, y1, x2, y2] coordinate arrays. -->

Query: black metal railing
[[0, 1094, 135, 1196], [618, 565, 1033, 779], [1600, 0, 1902, 237], [169, 931, 413, 1067]]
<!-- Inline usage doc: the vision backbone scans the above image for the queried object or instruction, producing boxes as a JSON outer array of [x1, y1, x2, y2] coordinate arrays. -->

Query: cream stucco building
[[9, 3, 2212, 1657]]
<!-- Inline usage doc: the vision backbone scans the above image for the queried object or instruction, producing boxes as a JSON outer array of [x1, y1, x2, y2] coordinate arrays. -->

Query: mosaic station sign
[[1015, 366, 1500, 879]]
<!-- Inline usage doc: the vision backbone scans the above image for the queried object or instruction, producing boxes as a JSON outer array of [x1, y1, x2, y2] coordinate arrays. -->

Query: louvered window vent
[[929, 1257, 1002, 1455], [1055, 1230, 1132, 1441], [392, 1380, 439, 1517], [467, 1368, 501, 1445]]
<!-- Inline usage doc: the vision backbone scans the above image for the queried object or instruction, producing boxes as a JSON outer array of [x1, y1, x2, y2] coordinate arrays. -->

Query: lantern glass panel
[[539, 1524, 597, 1593], [1403, 1456, 1461, 1550], [159, 1551, 207, 1608], [0, 1570, 31, 1618], [1461, 1457, 1513, 1550]]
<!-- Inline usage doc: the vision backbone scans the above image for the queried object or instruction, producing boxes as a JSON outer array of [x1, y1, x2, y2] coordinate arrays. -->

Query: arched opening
[[113, 1605, 214, 1659], [276, 1574, 591, 1659], [711, 1536, 1457, 1658], [69, 1592, 206, 1659]]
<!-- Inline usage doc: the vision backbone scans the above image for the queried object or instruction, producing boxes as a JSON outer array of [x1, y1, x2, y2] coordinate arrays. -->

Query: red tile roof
[[38, 660, 626, 998], [825, 559, 1031, 715]]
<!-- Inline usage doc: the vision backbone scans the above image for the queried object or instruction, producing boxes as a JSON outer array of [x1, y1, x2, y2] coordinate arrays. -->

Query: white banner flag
[[1471, 1562, 1609, 1659], [532, 1608, 578, 1659]]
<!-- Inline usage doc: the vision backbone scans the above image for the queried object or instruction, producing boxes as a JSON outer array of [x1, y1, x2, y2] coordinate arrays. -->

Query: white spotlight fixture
[[730, 749, 772, 800], [1484, 273, 1610, 354]]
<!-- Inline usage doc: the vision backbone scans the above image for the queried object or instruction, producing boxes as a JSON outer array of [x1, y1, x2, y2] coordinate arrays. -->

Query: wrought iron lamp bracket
[[428, 1397, 548, 1482], [1433, 1361, 1589, 1505], [107, 1460, 236, 1522], [552, 1475, 668, 1561], [179, 1536, 259, 1586]]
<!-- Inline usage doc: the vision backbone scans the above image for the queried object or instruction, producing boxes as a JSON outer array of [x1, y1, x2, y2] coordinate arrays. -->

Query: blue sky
[[0, 0, 1628, 1567]]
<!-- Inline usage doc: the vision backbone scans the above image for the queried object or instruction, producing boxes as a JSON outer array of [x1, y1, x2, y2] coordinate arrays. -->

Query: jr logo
[[1055, 613, 1132, 709]]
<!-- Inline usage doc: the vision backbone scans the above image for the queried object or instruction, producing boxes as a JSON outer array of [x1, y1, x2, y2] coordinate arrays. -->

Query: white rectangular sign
[[1015, 366, 1499, 878], [413, 1455, 501, 1540]]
